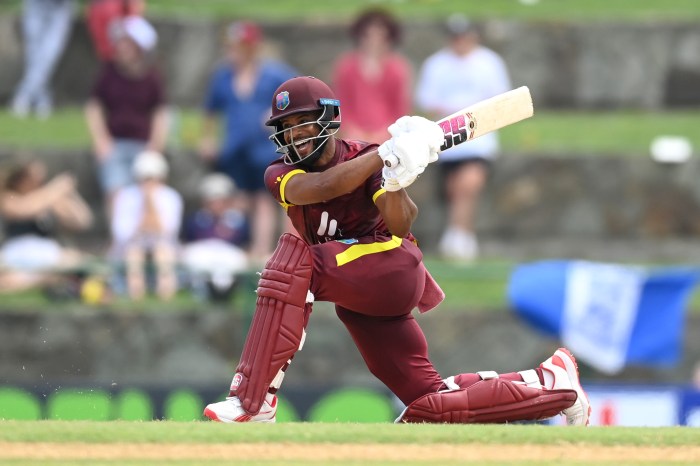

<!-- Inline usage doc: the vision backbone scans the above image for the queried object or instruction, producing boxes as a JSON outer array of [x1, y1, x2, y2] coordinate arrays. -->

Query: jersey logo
[[317, 211, 338, 237], [335, 238, 358, 245], [276, 91, 290, 110]]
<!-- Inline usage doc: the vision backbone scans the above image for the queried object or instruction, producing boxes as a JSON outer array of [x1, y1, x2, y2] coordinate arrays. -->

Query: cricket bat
[[384, 86, 534, 168]]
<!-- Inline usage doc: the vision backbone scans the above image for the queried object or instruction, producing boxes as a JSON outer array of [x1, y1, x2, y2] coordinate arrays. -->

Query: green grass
[[0, 421, 699, 465], [424, 258, 511, 310], [3, 108, 699, 157], [4, 0, 700, 22], [0, 420, 697, 445]]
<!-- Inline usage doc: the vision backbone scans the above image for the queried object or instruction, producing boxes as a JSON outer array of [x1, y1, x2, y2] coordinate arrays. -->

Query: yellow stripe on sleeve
[[279, 169, 305, 208], [335, 235, 402, 267], [372, 188, 386, 204]]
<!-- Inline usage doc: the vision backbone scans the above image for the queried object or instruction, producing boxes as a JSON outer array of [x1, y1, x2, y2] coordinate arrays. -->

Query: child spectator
[[181, 173, 250, 301], [109, 150, 182, 300]]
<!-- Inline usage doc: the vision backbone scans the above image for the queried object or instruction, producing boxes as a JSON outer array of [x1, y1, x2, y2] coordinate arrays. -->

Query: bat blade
[[437, 85, 533, 150], [384, 86, 533, 167]]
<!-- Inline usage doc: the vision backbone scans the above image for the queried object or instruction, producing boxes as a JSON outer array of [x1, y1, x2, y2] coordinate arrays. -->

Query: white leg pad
[[476, 370, 499, 380], [518, 369, 542, 389]]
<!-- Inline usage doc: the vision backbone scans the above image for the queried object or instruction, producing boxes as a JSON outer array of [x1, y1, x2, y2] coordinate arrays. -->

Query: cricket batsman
[[204, 76, 591, 425]]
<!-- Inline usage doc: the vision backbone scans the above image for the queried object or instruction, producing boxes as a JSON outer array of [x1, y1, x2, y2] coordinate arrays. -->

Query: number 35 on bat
[[439, 113, 476, 151]]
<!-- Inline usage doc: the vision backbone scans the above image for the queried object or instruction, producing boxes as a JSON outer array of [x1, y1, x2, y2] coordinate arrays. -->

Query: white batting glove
[[387, 116, 413, 138], [382, 165, 418, 192], [378, 132, 430, 172], [377, 138, 397, 167], [384, 116, 444, 166], [392, 131, 431, 175], [382, 166, 402, 192]]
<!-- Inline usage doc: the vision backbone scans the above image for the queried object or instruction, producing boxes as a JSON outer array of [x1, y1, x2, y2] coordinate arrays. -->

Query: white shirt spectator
[[415, 45, 511, 161]]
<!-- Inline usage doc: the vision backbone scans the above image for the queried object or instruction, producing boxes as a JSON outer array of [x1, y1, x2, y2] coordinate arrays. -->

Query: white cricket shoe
[[539, 347, 591, 426], [203, 393, 277, 423]]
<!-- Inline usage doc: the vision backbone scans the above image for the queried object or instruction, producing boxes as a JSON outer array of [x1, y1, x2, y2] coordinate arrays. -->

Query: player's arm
[[283, 151, 385, 205], [374, 189, 418, 238]]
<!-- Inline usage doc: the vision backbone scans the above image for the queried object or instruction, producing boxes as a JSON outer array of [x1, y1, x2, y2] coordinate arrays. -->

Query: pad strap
[[396, 378, 577, 424], [518, 369, 542, 389], [442, 376, 460, 390], [232, 233, 313, 414]]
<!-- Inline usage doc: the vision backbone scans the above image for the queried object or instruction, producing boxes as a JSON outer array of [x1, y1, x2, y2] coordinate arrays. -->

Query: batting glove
[[392, 131, 431, 175], [382, 165, 418, 192], [390, 116, 443, 163]]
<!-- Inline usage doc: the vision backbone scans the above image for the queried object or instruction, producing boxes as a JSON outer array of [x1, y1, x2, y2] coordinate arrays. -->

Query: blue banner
[[508, 261, 700, 374]]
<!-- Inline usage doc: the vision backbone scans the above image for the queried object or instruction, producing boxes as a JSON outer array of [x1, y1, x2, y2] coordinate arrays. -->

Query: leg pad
[[232, 234, 312, 414], [396, 378, 577, 424]]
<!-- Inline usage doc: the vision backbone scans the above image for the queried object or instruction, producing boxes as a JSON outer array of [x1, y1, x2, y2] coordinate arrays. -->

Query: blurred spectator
[[86, 0, 146, 61], [332, 8, 412, 143], [199, 21, 296, 264], [110, 150, 182, 301], [0, 159, 93, 292], [181, 173, 250, 302], [85, 15, 168, 212], [9, 0, 77, 119], [415, 15, 511, 262]]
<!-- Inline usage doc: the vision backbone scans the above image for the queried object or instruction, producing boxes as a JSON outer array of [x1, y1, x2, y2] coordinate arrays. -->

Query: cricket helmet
[[266, 76, 341, 166]]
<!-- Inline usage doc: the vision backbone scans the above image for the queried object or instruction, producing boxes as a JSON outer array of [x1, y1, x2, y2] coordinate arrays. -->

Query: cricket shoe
[[539, 348, 591, 426], [203, 393, 277, 423]]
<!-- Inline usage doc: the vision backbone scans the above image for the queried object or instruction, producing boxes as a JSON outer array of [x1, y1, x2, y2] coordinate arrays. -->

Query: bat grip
[[383, 154, 399, 168]]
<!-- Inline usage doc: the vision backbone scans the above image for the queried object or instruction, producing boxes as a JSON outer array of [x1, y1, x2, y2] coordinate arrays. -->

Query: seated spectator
[[181, 173, 250, 302], [110, 150, 182, 301], [0, 159, 93, 293]]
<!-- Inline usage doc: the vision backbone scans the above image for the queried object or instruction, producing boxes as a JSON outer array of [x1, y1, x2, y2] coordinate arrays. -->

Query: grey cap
[[199, 173, 236, 200], [445, 14, 475, 36]]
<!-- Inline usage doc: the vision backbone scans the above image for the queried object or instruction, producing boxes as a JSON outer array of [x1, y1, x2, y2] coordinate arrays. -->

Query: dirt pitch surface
[[2, 442, 700, 463]]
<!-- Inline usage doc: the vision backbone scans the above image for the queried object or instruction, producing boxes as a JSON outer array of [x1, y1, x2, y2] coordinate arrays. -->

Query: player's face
[[280, 111, 323, 159]]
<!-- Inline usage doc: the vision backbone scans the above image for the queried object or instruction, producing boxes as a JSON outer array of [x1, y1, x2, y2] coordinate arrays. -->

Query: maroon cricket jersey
[[264, 139, 395, 245]]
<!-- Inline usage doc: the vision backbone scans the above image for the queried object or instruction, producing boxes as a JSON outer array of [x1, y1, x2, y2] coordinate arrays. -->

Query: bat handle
[[383, 154, 399, 168]]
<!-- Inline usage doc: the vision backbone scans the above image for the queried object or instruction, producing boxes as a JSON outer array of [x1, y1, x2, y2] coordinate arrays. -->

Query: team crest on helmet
[[276, 91, 290, 110]]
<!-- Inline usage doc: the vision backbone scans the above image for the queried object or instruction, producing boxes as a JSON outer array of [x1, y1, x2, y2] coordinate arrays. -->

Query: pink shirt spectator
[[333, 51, 411, 143], [86, 0, 145, 61]]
